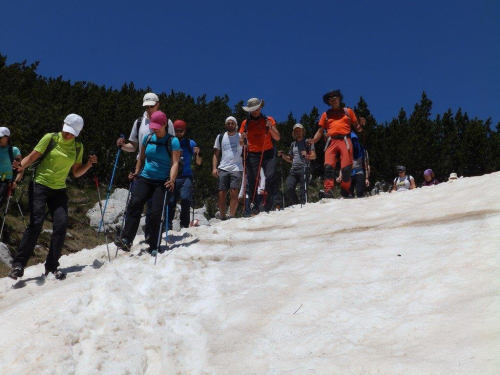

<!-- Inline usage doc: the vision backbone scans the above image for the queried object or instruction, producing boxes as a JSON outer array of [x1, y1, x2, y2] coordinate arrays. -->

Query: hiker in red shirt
[[239, 98, 281, 213], [307, 89, 365, 198]]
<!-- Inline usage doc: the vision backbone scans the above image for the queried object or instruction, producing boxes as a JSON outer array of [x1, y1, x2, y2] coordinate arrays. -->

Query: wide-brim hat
[[322, 89, 343, 105], [242, 98, 265, 112]]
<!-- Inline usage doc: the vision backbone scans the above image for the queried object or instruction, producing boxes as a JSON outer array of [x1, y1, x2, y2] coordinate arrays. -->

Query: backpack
[[31, 133, 82, 174], [351, 135, 364, 160], [145, 133, 184, 171], [325, 107, 352, 125], [394, 175, 412, 185]]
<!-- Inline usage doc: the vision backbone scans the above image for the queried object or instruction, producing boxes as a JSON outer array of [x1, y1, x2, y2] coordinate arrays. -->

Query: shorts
[[218, 170, 243, 191]]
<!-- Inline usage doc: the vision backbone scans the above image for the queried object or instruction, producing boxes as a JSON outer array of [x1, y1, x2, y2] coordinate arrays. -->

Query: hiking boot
[[271, 205, 281, 211], [45, 268, 66, 280], [115, 237, 131, 252], [319, 190, 334, 199], [8, 265, 24, 280]]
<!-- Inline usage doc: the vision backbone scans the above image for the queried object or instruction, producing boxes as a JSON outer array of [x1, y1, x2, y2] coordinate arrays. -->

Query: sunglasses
[[329, 95, 339, 100], [145, 105, 156, 109], [226, 121, 236, 125], [175, 129, 185, 133]]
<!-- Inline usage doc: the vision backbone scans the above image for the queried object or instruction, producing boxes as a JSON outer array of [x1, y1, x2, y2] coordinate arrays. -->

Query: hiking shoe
[[272, 205, 281, 211], [45, 269, 66, 280], [8, 265, 24, 280], [319, 190, 334, 199], [116, 237, 131, 252]]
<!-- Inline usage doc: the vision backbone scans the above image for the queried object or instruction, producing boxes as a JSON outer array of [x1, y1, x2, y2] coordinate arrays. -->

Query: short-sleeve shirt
[[395, 175, 413, 192], [179, 139, 197, 177], [129, 113, 175, 159], [288, 139, 314, 170], [140, 134, 181, 181], [318, 108, 357, 137], [214, 132, 243, 172], [239, 115, 276, 153], [34, 132, 84, 189], [0, 146, 21, 181]]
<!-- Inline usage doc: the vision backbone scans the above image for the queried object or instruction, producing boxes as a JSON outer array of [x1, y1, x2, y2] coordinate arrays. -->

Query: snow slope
[[0, 173, 499, 375]]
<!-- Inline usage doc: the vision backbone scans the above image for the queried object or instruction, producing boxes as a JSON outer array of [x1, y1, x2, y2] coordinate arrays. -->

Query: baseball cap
[[174, 120, 187, 131], [293, 123, 304, 130], [149, 111, 167, 130], [143, 93, 159, 106], [0, 127, 10, 137], [62, 114, 84, 137]]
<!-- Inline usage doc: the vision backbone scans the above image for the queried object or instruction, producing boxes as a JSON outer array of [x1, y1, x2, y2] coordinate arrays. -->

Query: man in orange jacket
[[239, 98, 281, 213], [308, 89, 365, 198]]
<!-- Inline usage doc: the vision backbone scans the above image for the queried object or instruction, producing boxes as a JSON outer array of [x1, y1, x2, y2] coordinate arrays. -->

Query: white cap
[[143, 92, 159, 106], [62, 114, 84, 137], [0, 127, 10, 137], [293, 123, 304, 130], [225, 116, 238, 126]]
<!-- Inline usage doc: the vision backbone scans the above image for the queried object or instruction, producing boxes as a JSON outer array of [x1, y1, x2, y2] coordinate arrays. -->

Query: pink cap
[[149, 111, 167, 130]]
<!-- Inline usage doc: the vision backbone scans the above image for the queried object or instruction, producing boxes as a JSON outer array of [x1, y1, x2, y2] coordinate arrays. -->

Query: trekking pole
[[242, 140, 248, 213], [250, 129, 268, 210], [0, 181, 14, 240], [154, 188, 170, 265], [98, 134, 124, 234], [119, 173, 135, 240], [189, 168, 196, 227], [280, 156, 285, 209], [15, 190, 27, 229], [90, 151, 111, 262]]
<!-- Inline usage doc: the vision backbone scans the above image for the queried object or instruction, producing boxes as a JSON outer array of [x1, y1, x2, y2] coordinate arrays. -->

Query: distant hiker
[[116, 93, 174, 240], [349, 131, 370, 198], [239, 98, 281, 213], [307, 89, 365, 198], [278, 124, 316, 205], [422, 169, 439, 186], [391, 166, 416, 192], [9, 114, 97, 280], [117, 111, 180, 253], [0, 127, 24, 207], [212, 116, 244, 220], [167, 120, 202, 229]]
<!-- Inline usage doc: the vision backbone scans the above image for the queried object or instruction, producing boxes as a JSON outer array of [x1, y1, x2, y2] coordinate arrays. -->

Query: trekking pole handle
[[118, 134, 125, 149]]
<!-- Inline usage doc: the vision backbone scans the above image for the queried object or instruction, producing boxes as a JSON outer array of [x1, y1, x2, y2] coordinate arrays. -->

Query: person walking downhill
[[8, 114, 97, 280], [278, 124, 316, 206], [167, 120, 201, 230], [422, 169, 439, 186], [0, 127, 24, 208], [391, 166, 416, 192], [307, 89, 365, 198], [116, 92, 175, 242], [349, 131, 370, 198], [212, 116, 244, 220], [239, 98, 281, 213], [117, 111, 180, 253]]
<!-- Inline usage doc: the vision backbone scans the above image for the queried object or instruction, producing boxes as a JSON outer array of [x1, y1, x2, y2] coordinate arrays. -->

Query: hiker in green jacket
[[8, 114, 97, 280]]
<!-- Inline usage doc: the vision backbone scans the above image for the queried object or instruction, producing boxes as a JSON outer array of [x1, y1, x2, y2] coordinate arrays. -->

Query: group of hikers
[[2, 89, 451, 281]]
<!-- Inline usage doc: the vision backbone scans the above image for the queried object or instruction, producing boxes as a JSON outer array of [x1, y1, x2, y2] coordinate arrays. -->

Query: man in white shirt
[[212, 116, 244, 219]]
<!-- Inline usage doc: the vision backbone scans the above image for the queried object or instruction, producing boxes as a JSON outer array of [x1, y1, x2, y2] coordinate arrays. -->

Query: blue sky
[[1, 0, 499, 125]]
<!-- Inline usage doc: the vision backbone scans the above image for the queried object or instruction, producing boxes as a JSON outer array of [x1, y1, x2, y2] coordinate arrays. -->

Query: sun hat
[[149, 111, 167, 130], [449, 172, 458, 180], [242, 98, 264, 112], [225, 116, 238, 126], [322, 89, 343, 105], [62, 114, 84, 137], [143, 92, 159, 106], [174, 120, 187, 131], [0, 127, 10, 137]]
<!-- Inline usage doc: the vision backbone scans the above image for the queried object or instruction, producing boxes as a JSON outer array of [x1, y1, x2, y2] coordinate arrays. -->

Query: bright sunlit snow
[[1, 173, 499, 374]]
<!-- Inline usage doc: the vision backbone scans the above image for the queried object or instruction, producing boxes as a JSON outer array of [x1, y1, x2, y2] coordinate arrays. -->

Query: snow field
[[0, 173, 499, 374]]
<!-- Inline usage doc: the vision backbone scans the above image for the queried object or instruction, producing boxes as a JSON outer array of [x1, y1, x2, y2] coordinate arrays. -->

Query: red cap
[[174, 120, 187, 130]]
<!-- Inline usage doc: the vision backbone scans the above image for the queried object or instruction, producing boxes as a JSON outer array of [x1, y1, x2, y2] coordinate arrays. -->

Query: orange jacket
[[239, 115, 276, 153], [318, 108, 357, 137]]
